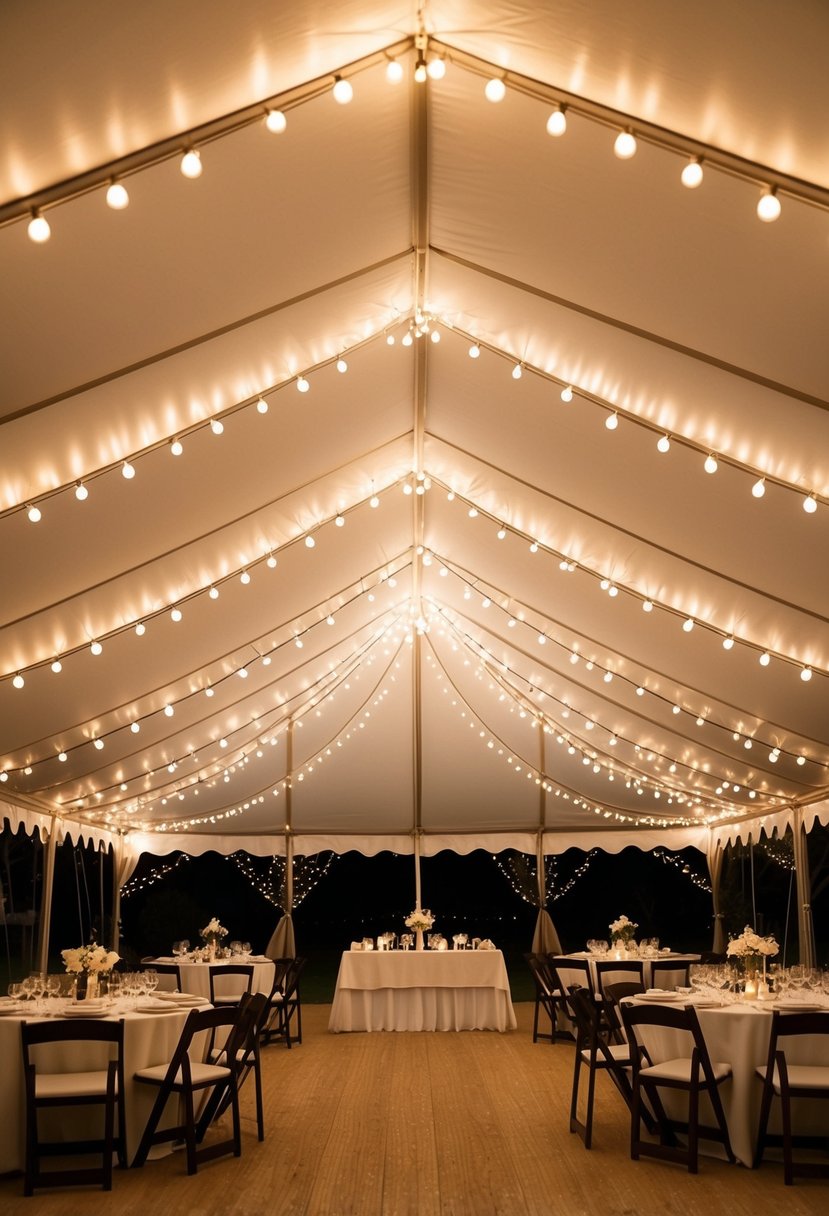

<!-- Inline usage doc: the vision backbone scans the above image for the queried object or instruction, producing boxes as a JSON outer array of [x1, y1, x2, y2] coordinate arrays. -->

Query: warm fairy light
[[704, 454, 718, 474], [210, 418, 224, 435], [803, 493, 817, 514], [27, 504, 41, 523], [614, 130, 637, 159], [296, 376, 310, 393], [427, 57, 446, 80], [170, 438, 183, 455], [485, 78, 506, 102], [681, 157, 704, 188], [757, 187, 781, 222], [752, 477, 765, 498], [657, 435, 671, 453], [256, 397, 268, 414], [332, 77, 353, 104], [265, 109, 287, 133], [122, 460, 135, 479], [546, 106, 567, 136], [386, 59, 404, 84], [180, 149, 202, 178], [106, 180, 129, 209], [75, 482, 88, 500], [28, 212, 51, 242], [560, 385, 573, 402]]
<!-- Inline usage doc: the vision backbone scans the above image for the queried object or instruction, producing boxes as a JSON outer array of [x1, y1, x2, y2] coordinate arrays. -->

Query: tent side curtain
[[1, 799, 55, 843]]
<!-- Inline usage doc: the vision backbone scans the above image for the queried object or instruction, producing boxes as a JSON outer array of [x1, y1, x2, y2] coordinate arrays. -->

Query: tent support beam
[[35, 825, 57, 973], [792, 810, 815, 968]]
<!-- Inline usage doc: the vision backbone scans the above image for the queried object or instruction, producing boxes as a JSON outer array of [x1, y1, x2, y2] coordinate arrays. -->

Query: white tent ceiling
[[1, 1, 828, 857]]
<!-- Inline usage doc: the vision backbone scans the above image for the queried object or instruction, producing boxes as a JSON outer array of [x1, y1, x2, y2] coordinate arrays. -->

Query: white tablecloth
[[625, 996, 829, 1166], [150, 957, 275, 1001], [328, 949, 517, 1033], [0, 1000, 204, 1173]]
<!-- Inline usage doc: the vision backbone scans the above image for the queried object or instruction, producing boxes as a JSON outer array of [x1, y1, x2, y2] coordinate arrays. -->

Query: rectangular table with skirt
[[329, 949, 517, 1033]]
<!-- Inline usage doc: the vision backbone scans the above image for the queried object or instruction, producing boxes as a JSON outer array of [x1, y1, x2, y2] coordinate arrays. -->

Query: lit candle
[[744, 978, 757, 999]]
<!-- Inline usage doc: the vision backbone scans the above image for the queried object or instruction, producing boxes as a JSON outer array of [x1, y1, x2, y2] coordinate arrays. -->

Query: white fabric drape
[[706, 837, 726, 954], [112, 836, 142, 953], [792, 812, 815, 969]]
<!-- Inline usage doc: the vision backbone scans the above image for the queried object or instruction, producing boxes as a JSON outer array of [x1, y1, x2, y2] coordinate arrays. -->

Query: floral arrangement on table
[[404, 908, 434, 932], [726, 925, 779, 973], [200, 916, 229, 944], [609, 914, 638, 946], [61, 943, 120, 975]]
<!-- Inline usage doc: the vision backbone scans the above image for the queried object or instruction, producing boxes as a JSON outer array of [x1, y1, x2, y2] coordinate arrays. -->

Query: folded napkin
[[477, 939, 496, 951]]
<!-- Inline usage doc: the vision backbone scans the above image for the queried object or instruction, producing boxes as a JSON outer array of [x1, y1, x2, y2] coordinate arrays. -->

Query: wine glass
[[144, 969, 158, 996], [241, 942, 252, 959]]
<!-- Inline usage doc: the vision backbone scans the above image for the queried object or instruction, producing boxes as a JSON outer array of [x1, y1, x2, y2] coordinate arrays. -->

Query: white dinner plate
[[135, 1000, 177, 1013], [773, 1002, 823, 1012], [61, 1007, 113, 1019], [0, 1003, 25, 1016], [635, 991, 680, 1003], [155, 993, 208, 1007]]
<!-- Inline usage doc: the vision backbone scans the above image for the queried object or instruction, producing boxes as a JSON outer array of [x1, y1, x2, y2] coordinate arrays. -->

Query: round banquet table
[[623, 994, 829, 1166], [149, 956, 275, 1000], [0, 997, 210, 1174], [563, 951, 700, 990], [328, 949, 517, 1033]]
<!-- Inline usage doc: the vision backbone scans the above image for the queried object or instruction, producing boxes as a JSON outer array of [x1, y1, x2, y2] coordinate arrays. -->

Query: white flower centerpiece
[[61, 943, 120, 1000], [609, 914, 638, 956], [404, 907, 434, 950], [726, 925, 779, 996], [200, 916, 229, 960]]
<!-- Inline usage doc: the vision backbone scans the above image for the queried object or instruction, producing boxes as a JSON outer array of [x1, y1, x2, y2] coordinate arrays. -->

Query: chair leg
[[132, 1087, 169, 1168], [780, 1083, 794, 1186], [583, 1059, 597, 1150], [253, 1051, 265, 1142], [184, 1086, 198, 1176], [754, 1075, 774, 1169], [630, 1075, 641, 1161], [569, 1051, 583, 1136], [687, 1076, 699, 1174]]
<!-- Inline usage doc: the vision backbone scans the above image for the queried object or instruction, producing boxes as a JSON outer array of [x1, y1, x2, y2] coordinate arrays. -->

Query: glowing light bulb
[[605, 412, 618, 430], [757, 187, 781, 222], [512, 363, 522, 380], [642, 599, 653, 612], [90, 640, 103, 655], [560, 385, 573, 402], [256, 397, 268, 414], [414, 60, 427, 84], [468, 343, 480, 358], [305, 534, 316, 548], [122, 460, 135, 479], [430, 329, 440, 343], [336, 357, 348, 373], [240, 570, 251, 584], [402, 482, 413, 496], [75, 481, 88, 501], [752, 477, 766, 498], [803, 493, 817, 514], [704, 454, 718, 474], [106, 180, 129, 209], [51, 659, 62, 673], [164, 704, 174, 717], [614, 130, 637, 159], [332, 77, 353, 104], [58, 751, 67, 762], [546, 107, 567, 136], [335, 513, 345, 527], [386, 59, 404, 84], [27, 504, 41, 523], [681, 157, 703, 188], [297, 376, 309, 393], [210, 418, 224, 435], [12, 674, 24, 689], [722, 635, 735, 650], [94, 738, 104, 750], [682, 617, 695, 633], [28, 210, 52, 242], [370, 493, 380, 508], [801, 666, 813, 682], [180, 149, 202, 178], [427, 58, 446, 80], [265, 109, 287, 133], [171, 607, 183, 623], [485, 78, 506, 102], [657, 435, 671, 453], [497, 526, 507, 539], [134, 622, 145, 636], [386, 333, 395, 345], [170, 438, 183, 456], [402, 331, 413, 346]]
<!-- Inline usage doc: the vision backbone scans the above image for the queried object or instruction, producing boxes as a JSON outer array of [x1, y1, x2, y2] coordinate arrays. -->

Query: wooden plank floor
[[1, 1002, 826, 1216]]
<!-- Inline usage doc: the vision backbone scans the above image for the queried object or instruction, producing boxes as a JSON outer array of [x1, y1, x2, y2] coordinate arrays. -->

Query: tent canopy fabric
[[1, 2, 828, 861]]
